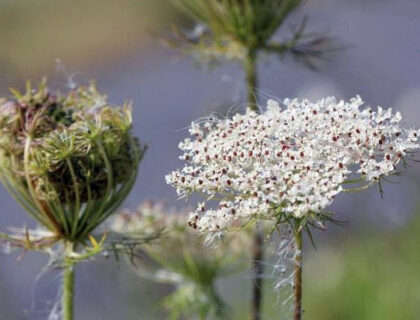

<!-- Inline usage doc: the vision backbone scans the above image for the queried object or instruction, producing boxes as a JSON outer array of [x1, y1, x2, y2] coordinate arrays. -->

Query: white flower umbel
[[166, 96, 419, 238]]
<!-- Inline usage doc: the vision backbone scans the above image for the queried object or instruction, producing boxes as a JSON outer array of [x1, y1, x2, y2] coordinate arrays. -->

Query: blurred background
[[0, 0, 419, 319]]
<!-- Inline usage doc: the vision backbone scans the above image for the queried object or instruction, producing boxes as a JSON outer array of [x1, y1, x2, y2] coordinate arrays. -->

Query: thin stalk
[[84, 139, 114, 228], [0, 173, 44, 224], [23, 136, 61, 234], [293, 229, 303, 320], [244, 50, 258, 111], [202, 283, 225, 320], [251, 228, 264, 320], [62, 243, 76, 320], [66, 158, 80, 238], [244, 49, 264, 320]]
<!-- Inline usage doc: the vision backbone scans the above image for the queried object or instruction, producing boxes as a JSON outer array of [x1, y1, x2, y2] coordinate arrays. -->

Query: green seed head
[[168, 0, 335, 70], [171, 0, 302, 59], [0, 79, 146, 243]]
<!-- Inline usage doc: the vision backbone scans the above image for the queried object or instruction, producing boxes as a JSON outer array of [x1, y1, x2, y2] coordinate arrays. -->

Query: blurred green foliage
[[256, 213, 420, 320], [305, 217, 420, 320]]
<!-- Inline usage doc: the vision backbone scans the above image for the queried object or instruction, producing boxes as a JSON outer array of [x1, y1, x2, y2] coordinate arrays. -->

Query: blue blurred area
[[0, 0, 420, 319]]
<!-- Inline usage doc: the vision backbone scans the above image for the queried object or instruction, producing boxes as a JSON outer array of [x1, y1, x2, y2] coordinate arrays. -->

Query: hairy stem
[[62, 244, 76, 320], [245, 50, 264, 320], [244, 49, 264, 320], [293, 229, 303, 320], [251, 229, 264, 320]]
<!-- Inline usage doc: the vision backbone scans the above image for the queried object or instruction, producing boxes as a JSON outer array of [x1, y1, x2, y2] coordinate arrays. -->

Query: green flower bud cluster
[[170, 0, 303, 61], [0, 80, 146, 243]]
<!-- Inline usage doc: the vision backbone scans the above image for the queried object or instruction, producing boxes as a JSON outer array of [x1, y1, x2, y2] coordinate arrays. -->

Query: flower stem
[[251, 229, 264, 320], [293, 229, 303, 320], [244, 49, 264, 320], [62, 244, 76, 320], [207, 284, 225, 320], [244, 50, 258, 112]]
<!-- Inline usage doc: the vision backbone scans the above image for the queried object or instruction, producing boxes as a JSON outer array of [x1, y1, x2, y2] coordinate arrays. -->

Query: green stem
[[244, 50, 258, 111], [23, 136, 58, 232], [66, 158, 80, 239], [251, 229, 264, 320], [62, 244, 76, 320], [293, 229, 303, 320], [207, 284, 225, 320], [244, 49, 264, 320], [82, 139, 114, 233]]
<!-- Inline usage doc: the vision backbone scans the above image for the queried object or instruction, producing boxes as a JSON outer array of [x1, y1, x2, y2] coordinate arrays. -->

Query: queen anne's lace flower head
[[166, 96, 419, 237]]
